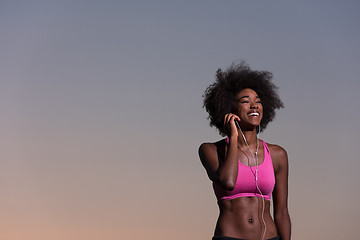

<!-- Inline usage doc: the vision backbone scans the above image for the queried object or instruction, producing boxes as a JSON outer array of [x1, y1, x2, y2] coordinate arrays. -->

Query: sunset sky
[[1, 1, 359, 239]]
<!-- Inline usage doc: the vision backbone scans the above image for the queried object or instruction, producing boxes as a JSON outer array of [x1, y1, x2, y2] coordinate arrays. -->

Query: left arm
[[270, 145, 291, 240]]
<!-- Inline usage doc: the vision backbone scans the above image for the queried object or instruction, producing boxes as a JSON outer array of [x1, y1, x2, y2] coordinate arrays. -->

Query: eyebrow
[[238, 95, 260, 100]]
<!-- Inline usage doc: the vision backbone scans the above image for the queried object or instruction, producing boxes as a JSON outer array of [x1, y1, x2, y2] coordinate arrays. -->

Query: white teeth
[[249, 112, 259, 116]]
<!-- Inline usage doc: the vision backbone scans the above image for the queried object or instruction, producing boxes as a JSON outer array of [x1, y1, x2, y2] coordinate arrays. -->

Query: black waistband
[[212, 236, 280, 240]]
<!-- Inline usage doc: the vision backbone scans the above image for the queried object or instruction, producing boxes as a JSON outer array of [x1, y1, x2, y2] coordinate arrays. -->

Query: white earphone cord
[[239, 128, 266, 240]]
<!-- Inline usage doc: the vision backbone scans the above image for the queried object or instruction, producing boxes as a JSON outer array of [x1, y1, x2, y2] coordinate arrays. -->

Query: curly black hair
[[203, 61, 284, 136]]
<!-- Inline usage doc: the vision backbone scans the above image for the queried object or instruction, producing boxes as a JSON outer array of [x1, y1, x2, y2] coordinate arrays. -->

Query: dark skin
[[199, 89, 291, 240]]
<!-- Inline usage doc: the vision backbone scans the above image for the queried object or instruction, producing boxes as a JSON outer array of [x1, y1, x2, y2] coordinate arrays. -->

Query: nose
[[250, 102, 259, 109]]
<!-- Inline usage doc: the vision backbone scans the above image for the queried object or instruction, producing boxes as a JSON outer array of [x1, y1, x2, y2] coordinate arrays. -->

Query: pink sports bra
[[213, 139, 275, 201]]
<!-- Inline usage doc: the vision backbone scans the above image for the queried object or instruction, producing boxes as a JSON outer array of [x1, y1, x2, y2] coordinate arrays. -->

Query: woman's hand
[[224, 113, 240, 138]]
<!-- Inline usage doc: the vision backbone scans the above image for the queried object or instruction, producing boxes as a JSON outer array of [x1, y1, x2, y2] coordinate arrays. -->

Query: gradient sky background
[[1, 1, 359, 239]]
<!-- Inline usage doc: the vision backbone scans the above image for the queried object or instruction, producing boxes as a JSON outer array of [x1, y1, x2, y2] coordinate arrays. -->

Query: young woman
[[199, 62, 291, 240]]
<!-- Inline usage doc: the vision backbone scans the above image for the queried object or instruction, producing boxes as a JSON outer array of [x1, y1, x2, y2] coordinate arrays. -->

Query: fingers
[[224, 114, 240, 136], [224, 113, 240, 126], [224, 114, 232, 127]]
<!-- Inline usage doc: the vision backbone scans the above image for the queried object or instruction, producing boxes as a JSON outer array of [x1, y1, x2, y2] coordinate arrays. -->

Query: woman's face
[[233, 88, 263, 127]]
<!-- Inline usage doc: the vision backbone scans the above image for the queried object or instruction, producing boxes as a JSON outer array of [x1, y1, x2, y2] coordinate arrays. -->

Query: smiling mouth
[[249, 112, 259, 116]]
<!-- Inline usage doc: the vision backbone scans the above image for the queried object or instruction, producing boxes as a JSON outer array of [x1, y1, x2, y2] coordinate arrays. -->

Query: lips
[[248, 112, 259, 116]]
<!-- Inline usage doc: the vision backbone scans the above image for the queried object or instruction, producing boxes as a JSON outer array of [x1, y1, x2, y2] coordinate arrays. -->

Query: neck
[[237, 128, 258, 148]]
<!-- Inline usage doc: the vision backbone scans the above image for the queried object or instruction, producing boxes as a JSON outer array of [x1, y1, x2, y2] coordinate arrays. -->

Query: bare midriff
[[215, 197, 278, 240]]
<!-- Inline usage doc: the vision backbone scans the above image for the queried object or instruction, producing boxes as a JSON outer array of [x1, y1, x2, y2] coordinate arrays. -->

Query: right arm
[[198, 114, 240, 191]]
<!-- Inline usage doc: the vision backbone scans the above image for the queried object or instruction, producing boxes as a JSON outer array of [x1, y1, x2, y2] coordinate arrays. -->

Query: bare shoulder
[[198, 139, 224, 161], [265, 142, 288, 172], [266, 143, 288, 159], [198, 142, 216, 154], [198, 139, 226, 181]]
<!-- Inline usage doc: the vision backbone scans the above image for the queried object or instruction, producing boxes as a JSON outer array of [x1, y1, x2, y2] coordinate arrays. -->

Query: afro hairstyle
[[203, 61, 284, 136]]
